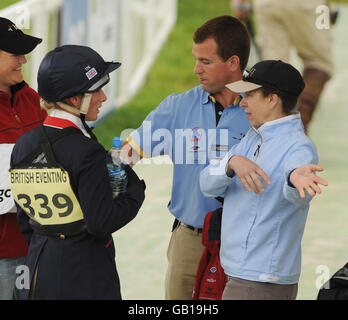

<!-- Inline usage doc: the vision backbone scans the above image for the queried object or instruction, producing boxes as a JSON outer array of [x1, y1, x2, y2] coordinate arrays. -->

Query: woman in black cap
[[200, 60, 328, 300], [0, 17, 45, 300], [9, 45, 146, 299]]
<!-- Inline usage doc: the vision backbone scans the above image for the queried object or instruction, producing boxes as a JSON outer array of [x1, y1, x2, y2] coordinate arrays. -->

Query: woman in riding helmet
[[10, 45, 146, 300]]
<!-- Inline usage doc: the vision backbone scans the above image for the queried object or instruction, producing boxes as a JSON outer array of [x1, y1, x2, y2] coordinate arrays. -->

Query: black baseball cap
[[38, 45, 121, 102], [0, 17, 42, 54], [226, 60, 305, 96]]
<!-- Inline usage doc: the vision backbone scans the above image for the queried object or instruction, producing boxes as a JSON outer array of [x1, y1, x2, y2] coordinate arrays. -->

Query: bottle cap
[[112, 137, 122, 148]]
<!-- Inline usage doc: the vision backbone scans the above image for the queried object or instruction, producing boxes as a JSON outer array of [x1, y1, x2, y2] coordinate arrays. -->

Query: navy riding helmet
[[38, 44, 121, 102]]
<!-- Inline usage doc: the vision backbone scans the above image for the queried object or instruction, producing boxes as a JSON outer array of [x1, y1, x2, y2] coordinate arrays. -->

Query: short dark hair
[[260, 87, 298, 114], [193, 15, 250, 70]]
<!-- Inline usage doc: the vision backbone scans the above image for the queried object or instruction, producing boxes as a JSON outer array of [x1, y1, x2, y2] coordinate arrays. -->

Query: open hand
[[228, 155, 271, 193], [289, 164, 328, 198]]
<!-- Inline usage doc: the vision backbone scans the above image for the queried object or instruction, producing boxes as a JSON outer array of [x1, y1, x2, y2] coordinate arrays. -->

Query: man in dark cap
[[0, 17, 46, 300]]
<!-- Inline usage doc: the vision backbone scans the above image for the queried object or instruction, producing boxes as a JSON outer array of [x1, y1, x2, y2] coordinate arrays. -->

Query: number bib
[[9, 167, 84, 226]]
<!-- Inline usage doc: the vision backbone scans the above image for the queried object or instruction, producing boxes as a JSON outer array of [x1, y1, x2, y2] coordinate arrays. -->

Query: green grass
[[0, 0, 19, 9]]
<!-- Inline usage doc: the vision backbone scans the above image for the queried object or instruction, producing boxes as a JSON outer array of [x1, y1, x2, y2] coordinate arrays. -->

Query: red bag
[[192, 208, 227, 300]]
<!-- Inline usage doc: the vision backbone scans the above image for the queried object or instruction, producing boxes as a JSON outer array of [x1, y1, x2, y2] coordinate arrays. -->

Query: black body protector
[[9, 126, 86, 238]]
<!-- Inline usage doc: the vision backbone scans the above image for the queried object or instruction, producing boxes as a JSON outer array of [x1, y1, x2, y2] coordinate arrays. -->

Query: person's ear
[[227, 55, 241, 72], [269, 93, 280, 109]]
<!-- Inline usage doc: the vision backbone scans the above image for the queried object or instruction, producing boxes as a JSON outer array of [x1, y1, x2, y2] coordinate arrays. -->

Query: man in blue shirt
[[126, 16, 251, 299], [200, 60, 328, 299]]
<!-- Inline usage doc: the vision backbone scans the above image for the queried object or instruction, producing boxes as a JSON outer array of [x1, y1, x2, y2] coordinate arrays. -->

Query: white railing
[[0, 0, 177, 123]]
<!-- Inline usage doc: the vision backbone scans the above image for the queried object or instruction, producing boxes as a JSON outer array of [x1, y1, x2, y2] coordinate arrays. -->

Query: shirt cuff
[[287, 168, 296, 188]]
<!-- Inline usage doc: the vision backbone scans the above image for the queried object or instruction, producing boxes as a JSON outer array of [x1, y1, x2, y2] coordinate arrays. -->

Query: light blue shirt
[[129, 85, 250, 227], [200, 114, 318, 284]]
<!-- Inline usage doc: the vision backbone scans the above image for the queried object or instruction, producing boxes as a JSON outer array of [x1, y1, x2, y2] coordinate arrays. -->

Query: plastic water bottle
[[107, 137, 128, 198]]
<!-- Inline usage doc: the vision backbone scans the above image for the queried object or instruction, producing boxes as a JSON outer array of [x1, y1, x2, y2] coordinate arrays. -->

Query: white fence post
[[117, 0, 177, 106]]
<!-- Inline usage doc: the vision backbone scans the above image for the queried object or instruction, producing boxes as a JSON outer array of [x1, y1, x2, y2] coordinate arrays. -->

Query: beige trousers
[[165, 223, 205, 300], [254, 0, 334, 77]]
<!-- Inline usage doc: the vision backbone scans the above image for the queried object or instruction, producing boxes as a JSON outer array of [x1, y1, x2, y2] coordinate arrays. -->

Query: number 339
[[17, 193, 73, 219]]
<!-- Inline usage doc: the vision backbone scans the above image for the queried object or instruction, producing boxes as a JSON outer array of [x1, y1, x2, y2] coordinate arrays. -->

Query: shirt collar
[[0, 81, 26, 100], [200, 86, 242, 107], [49, 109, 91, 138], [207, 94, 242, 107], [261, 113, 301, 128], [252, 113, 303, 138], [201, 88, 211, 105]]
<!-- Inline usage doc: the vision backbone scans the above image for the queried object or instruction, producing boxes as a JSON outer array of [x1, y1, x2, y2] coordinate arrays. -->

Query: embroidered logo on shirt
[[191, 127, 203, 142]]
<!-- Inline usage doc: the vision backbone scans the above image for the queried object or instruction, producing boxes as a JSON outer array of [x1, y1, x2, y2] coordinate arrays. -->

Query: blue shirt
[[129, 85, 250, 227], [200, 114, 318, 284]]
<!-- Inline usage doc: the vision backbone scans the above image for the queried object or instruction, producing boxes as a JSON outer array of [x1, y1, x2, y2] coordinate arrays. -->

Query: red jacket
[[192, 208, 227, 300], [0, 82, 47, 258]]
